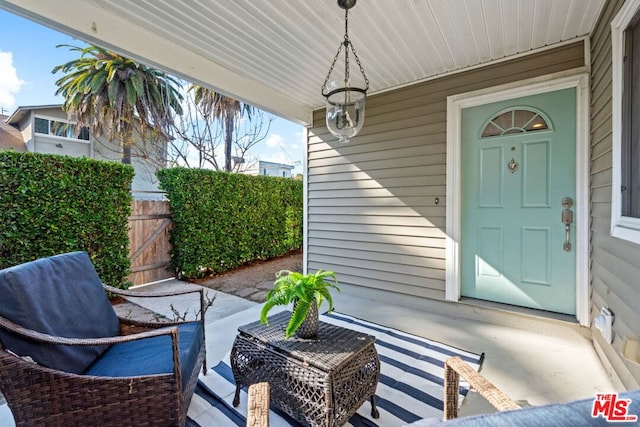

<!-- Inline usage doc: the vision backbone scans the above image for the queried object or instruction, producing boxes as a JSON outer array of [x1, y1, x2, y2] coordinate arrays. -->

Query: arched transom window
[[481, 108, 550, 138]]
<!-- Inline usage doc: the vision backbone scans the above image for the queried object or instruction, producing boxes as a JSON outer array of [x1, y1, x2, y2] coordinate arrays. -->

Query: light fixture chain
[[345, 7, 368, 90], [350, 43, 369, 90], [321, 0, 368, 95], [321, 43, 345, 95], [344, 8, 350, 82], [345, 6, 349, 40]]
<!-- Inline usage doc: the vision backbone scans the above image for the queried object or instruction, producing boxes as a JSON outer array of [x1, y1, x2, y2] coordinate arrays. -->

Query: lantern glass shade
[[325, 80, 366, 143]]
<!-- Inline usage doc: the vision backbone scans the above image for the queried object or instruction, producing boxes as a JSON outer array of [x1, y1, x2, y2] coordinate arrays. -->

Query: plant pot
[[294, 299, 319, 339]]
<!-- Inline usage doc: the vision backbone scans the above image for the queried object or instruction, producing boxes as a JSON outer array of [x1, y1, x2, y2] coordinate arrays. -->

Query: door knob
[[561, 197, 573, 252]]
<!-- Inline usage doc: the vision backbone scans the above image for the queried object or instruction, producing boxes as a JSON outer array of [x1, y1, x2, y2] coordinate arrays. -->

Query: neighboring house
[[0, 114, 27, 152], [244, 160, 295, 178], [3, 0, 639, 389], [2, 105, 166, 199]]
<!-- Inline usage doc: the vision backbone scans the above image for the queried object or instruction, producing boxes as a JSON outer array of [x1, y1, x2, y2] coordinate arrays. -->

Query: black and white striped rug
[[187, 312, 483, 427]]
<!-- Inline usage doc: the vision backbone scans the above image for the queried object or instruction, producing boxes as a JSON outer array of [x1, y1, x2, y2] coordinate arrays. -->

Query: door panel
[[478, 226, 502, 277], [522, 141, 550, 207], [479, 146, 504, 207], [521, 227, 550, 285], [461, 88, 576, 315]]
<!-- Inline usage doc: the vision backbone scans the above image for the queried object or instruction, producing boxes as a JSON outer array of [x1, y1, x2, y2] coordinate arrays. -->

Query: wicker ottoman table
[[231, 311, 380, 427]]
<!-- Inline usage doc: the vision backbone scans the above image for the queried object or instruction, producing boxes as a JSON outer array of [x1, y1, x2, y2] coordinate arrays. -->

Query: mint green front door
[[461, 88, 576, 315]]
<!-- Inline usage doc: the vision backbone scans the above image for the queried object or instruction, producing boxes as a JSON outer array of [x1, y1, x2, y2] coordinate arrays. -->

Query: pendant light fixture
[[321, 0, 369, 143]]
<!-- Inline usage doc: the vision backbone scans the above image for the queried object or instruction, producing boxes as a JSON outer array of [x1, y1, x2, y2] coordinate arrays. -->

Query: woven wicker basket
[[294, 299, 319, 338]]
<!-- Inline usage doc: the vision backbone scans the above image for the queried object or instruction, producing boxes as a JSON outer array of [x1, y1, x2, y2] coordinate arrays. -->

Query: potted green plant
[[260, 269, 340, 339]]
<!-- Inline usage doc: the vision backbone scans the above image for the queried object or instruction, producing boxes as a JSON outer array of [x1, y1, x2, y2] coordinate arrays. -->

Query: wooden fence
[[128, 200, 173, 286]]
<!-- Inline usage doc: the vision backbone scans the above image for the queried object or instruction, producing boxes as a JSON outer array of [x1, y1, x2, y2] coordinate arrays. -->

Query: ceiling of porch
[[0, 0, 605, 125]]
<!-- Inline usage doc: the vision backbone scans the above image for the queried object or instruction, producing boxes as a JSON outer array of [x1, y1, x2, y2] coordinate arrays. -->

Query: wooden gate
[[128, 200, 174, 286]]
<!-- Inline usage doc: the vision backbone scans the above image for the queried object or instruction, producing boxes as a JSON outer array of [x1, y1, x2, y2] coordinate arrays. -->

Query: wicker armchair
[[443, 356, 520, 420], [247, 382, 270, 427], [0, 252, 207, 427]]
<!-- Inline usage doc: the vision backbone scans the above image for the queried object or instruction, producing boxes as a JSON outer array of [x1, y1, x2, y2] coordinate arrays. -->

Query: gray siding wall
[[590, 0, 640, 389], [307, 42, 585, 301]]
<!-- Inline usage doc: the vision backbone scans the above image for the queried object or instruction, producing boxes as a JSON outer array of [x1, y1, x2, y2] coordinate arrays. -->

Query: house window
[[34, 116, 90, 141], [622, 12, 640, 217], [34, 117, 49, 134], [611, 0, 640, 243], [481, 108, 549, 138], [78, 127, 90, 141]]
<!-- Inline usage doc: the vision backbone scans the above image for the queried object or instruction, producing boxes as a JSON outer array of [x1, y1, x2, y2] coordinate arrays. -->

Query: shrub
[[0, 151, 134, 288], [157, 168, 303, 279]]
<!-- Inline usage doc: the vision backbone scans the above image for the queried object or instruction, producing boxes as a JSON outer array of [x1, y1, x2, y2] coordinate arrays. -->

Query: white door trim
[[445, 71, 590, 326]]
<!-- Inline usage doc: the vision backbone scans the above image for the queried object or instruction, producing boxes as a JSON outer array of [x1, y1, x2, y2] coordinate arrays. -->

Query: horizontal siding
[[307, 40, 586, 301], [310, 222, 445, 239], [589, 0, 640, 389], [310, 187, 445, 200], [306, 267, 446, 300], [309, 237, 444, 259], [309, 214, 446, 228], [310, 245, 444, 267], [307, 166, 447, 184], [307, 230, 444, 248]]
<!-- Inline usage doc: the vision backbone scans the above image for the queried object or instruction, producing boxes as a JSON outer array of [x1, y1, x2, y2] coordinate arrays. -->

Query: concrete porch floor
[[112, 280, 619, 415], [0, 279, 617, 425]]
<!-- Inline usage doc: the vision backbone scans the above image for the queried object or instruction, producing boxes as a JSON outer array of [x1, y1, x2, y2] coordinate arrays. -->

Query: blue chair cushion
[[84, 322, 203, 388], [0, 252, 120, 374]]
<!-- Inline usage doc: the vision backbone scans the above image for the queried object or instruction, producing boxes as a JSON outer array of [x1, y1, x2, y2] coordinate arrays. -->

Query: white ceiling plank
[[448, 0, 481, 67], [516, 0, 535, 53], [501, 0, 520, 55], [1, 0, 313, 123], [351, 1, 407, 89], [464, 0, 493, 64], [389, 1, 434, 78], [482, 0, 505, 60], [546, 0, 572, 45], [370, 0, 425, 82], [531, 0, 554, 48], [579, 0, 608, 36], [408, 0, 452, 74], [563, 0, 590, 39], [404, 1, 445, 76], [0, 0, 605, 123], [429, 0, 467, 70]]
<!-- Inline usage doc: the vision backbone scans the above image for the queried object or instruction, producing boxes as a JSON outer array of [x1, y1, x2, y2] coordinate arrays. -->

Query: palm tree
[[53, 44, 183, 164], [190, 85, 253, 172]]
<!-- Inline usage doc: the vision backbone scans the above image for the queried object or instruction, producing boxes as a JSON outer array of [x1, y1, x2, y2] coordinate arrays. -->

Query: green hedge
[[157, 168, 303, 279], [0, 151, 134, 288]]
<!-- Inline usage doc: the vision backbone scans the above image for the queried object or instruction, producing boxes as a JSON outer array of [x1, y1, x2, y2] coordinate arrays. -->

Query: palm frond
[[53, 43, 183, 152]]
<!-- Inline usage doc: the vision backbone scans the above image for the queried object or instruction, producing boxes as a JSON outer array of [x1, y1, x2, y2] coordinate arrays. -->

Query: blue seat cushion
[[0, 252, 120, 374], [84, 322, 203, 388]]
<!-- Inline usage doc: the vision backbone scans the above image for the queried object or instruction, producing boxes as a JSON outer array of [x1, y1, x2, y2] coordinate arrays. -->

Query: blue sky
[[0, 9, 304, 173]]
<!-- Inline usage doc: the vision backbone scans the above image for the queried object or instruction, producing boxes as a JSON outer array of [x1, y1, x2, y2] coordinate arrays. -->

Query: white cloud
[[265, 133, 284, 148], [0, 51, 25, 110]]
